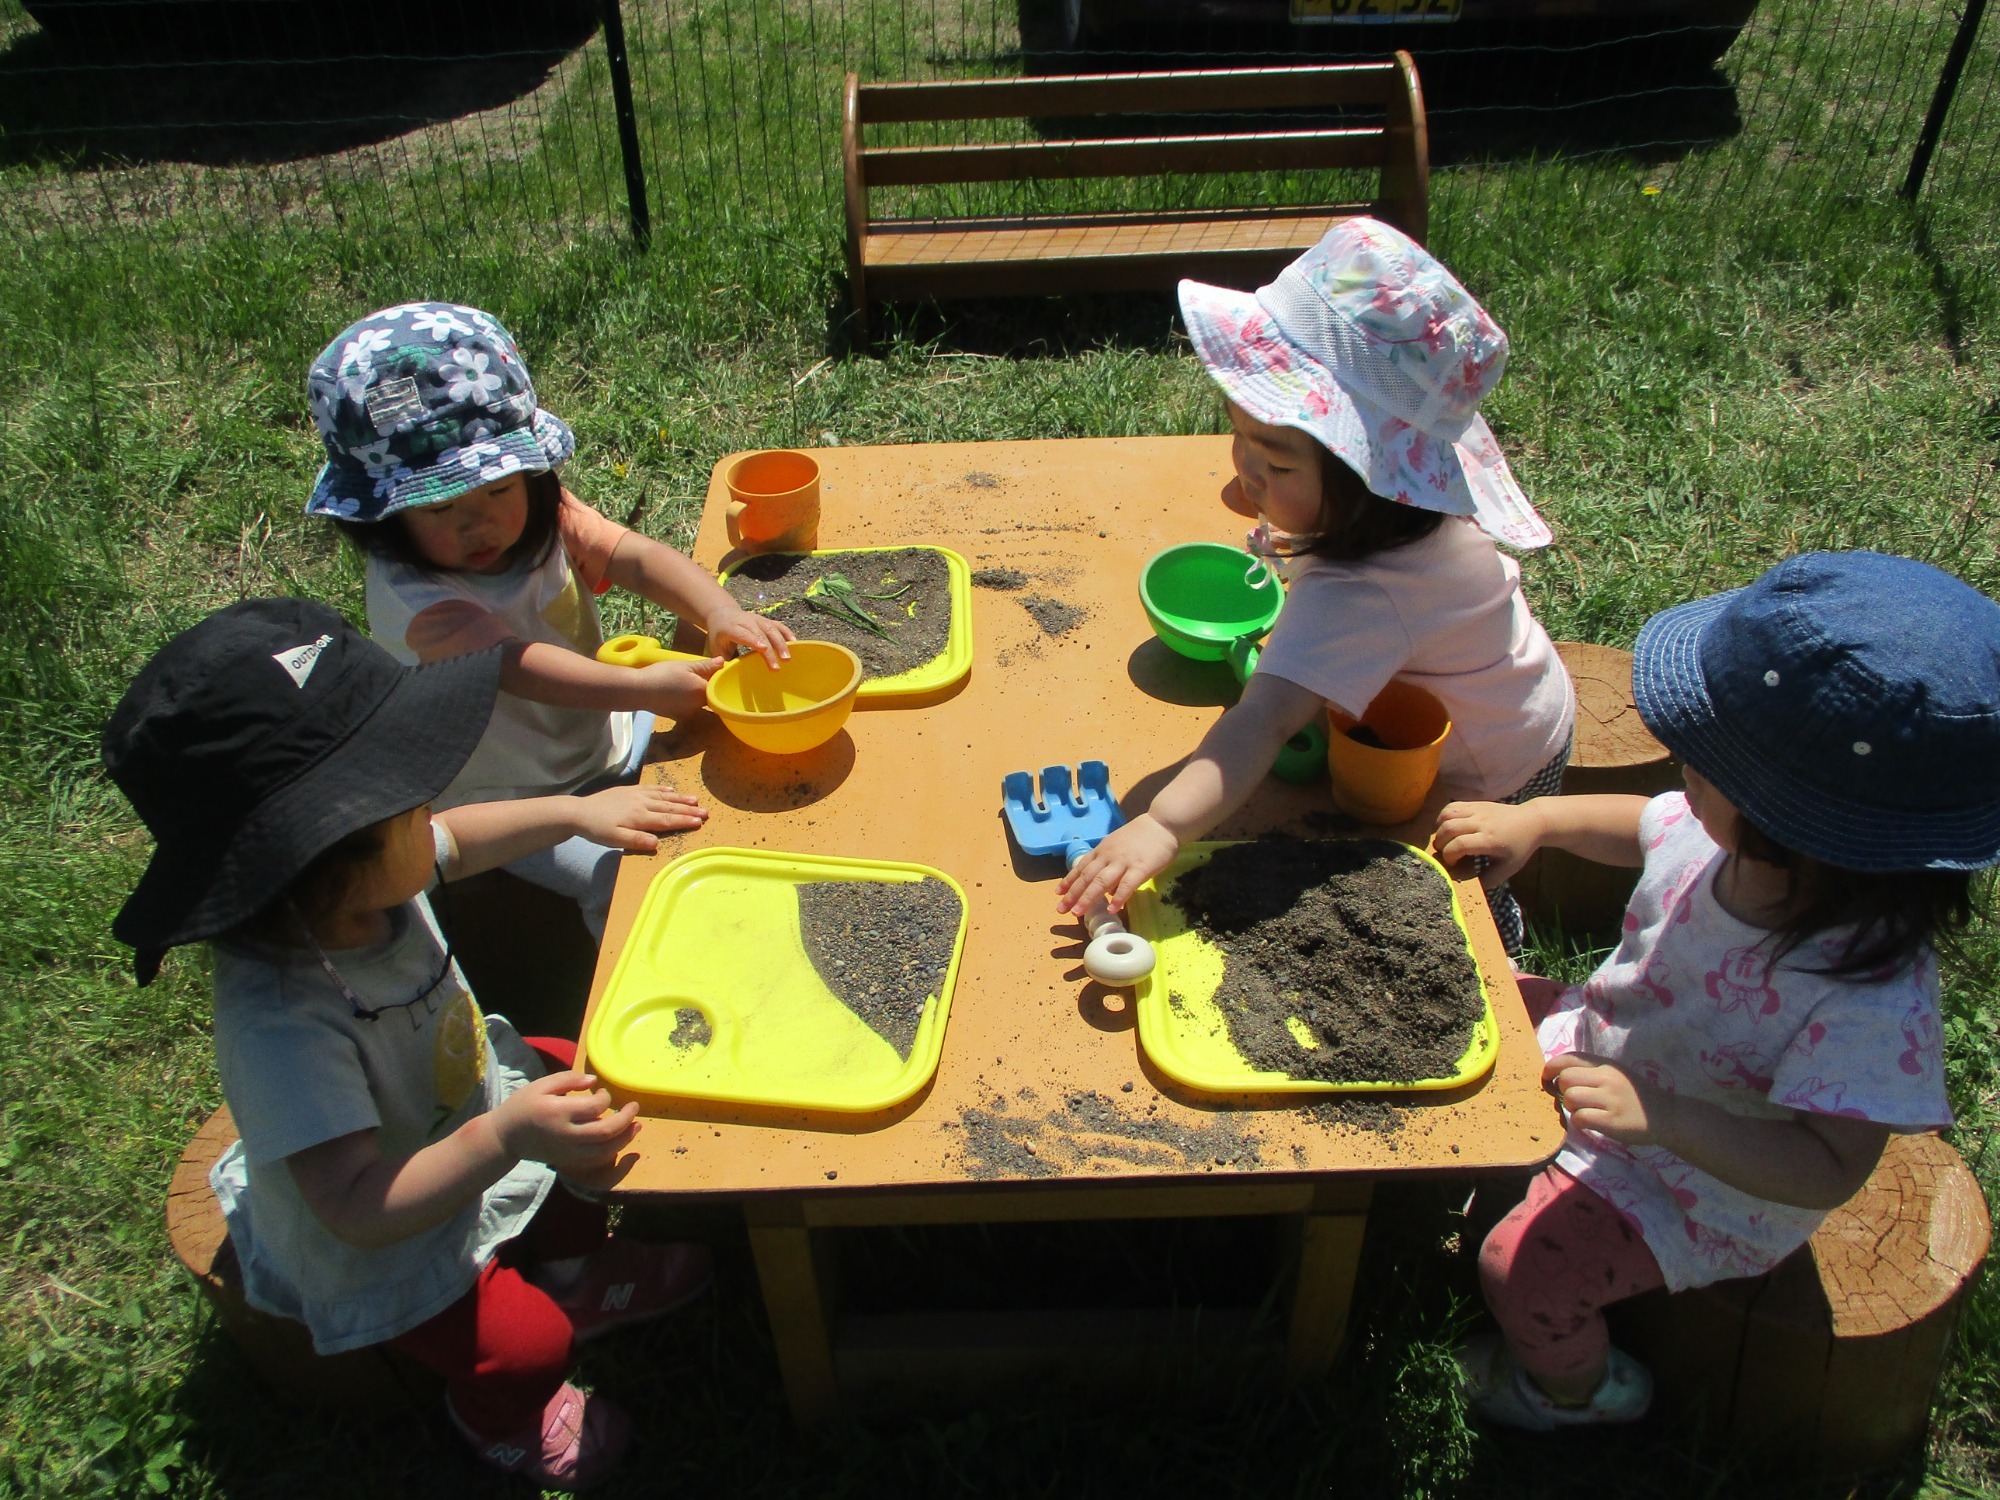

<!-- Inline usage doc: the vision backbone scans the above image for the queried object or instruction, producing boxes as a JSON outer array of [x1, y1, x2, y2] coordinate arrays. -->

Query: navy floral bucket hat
[[304, 301, 576, 523]]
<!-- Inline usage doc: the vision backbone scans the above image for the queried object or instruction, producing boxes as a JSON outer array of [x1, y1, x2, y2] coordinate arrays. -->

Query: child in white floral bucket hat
[[1060, 219, 1575, 954], [305, 302, 794, 941]]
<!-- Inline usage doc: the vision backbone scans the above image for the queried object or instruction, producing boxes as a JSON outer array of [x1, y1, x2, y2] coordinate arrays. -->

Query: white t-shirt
[[366, 495, 633, 807], [1253, 518, 1574, 800], [1539, 793, 1952, 1292], [206, 860, 556, 1355]]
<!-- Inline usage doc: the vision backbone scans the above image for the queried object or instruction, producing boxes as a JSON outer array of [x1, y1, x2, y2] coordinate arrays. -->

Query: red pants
[[389, 1039, 609, 1439], [1479, 980, 1664, 1387]]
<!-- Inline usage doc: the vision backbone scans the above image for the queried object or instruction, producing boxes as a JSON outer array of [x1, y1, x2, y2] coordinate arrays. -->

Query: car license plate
[[1289, 0, 1460, 23]]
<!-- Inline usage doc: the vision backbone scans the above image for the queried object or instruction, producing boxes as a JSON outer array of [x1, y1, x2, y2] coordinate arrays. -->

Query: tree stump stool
[[1511, 641, 1682, 938], [1614, 1131, 1990, 1470], [167, 1106, 441, 1413]]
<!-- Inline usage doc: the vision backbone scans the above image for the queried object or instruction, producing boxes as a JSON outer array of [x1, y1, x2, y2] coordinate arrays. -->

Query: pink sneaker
[[553, 1236, 713, 1343], [450, 1381, 631, 1492]]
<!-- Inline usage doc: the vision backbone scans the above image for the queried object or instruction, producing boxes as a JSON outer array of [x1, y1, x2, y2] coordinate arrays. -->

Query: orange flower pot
[[1325, 680, 1452, 825]]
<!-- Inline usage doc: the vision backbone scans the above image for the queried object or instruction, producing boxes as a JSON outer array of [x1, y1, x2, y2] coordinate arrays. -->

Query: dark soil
[[667, 1007, 711, 1049], [725, 547, 951, 681], [796, 878, 961, 1060], [949, 1088, 1264, 1181], [1346, 724, 1389, 749], [971, 566, 1027, 591], [1168, 835, 1483, 1086], [1020, 594, 1085, 636]]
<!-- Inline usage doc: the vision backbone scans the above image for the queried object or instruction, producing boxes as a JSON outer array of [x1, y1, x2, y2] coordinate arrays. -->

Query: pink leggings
[[1479, 1166, 1665, 1389]]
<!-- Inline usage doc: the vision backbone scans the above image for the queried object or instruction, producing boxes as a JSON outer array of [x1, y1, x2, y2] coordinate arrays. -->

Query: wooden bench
[[841, 56, 1429, 341], [1615, 1131, 1990, 1469]]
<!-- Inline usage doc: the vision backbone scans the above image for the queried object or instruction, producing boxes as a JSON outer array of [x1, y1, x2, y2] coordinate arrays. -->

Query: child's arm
[[286, 1071, 640, 1249], [500, 640, 723, 722], [602, 530, 794, 669], [434, 784, 708, 876], [1057, 674, 1325, 916], [1542, 1055, 1891, 1210], [1433, 794, 1651, 885]]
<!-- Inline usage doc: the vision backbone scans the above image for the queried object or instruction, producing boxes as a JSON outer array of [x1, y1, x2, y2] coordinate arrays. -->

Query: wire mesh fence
[[1, 0, 1993, 279]]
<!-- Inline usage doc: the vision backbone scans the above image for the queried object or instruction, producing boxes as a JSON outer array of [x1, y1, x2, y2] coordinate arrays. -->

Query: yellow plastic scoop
[[596, 634, 863, 755], [598, 633, 709, 669]]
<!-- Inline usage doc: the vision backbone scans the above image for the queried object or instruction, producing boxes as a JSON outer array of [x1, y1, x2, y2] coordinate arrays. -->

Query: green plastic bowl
[[1139, 542, 1283, 662]]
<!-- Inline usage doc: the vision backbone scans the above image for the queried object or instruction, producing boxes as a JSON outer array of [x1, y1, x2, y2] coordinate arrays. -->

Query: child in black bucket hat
[[304, 301, 795, 941], [1434, 551, 2000, 1430], [105, 599, 713, 1489]]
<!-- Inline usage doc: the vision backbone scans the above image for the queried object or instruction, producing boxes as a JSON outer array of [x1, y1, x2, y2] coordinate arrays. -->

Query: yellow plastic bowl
[[706, 641, 862, 755]]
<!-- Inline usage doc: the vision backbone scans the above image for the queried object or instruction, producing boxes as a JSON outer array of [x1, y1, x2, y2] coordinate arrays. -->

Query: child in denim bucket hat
[[306, 302, 794, 939], [1434, 551, 2000, 1430], [1060, 219, 1574, 953]]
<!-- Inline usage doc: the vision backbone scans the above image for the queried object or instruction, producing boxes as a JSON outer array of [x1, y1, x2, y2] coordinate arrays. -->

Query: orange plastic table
[[580, 435, 1560, 1423]]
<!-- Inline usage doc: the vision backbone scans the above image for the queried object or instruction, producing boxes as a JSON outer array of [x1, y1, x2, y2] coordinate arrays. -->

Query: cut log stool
[[167, 1105, 441, 1413], [1511, 641, 1682, 937], [1614, 1131, 1991, 1469]]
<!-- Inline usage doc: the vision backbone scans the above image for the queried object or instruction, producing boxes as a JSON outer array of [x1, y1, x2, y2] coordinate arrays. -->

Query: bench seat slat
[[864, 129, 1386, 186], [857, 63, 1402, 123], [863, 205, 1372, 267]]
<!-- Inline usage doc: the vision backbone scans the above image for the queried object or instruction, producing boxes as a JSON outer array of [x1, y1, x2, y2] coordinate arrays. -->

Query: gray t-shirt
[[207, 881, 556, 1354]]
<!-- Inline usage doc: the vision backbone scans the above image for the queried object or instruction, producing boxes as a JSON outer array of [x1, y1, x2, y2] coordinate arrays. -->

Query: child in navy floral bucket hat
[[306, 302, 793, 940], [1060, 219, 1574, 954], [1435, 551, 2000, 1430]]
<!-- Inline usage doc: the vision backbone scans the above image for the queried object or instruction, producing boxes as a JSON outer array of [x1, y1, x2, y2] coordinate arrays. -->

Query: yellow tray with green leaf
[[1126, 839, 1498, 1096], [584, 847, 968, 1113], [718, 545, 972, 703]]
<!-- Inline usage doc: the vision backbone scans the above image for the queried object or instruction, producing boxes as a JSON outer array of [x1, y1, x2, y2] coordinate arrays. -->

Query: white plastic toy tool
[[999, 761, 1157, 986]]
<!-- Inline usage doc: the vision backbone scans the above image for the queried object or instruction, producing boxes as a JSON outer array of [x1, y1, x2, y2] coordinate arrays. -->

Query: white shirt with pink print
[[1537, 792, 1952, 1293]]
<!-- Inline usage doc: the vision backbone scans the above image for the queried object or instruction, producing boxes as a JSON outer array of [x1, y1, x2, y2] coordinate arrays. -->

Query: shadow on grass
[[0, 1, 597, 169]]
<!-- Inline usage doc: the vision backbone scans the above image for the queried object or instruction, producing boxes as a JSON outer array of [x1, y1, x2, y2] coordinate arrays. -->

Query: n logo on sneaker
[[485, 1443, 528, 1466], [600, 1283, 635, 1313]]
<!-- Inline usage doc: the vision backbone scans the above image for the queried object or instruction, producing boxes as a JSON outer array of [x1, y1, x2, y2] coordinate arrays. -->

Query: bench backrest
[[843, 57, 1429, 248]]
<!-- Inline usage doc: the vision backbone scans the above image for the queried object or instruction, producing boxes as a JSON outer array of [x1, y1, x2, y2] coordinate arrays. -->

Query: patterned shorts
[[1483, 736, 1574, 957]]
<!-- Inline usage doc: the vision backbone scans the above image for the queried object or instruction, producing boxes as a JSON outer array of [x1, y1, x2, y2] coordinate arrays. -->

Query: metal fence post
[[601, 0, 653, 246], [1903, 0, 1989, 199]]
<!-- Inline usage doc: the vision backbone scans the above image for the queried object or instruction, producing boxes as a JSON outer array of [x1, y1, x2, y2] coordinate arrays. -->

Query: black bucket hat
[[103, 598, 500, 980]]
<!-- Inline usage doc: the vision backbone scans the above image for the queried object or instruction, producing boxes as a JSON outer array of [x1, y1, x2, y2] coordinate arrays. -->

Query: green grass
[[2, 0, 2000, 1494]]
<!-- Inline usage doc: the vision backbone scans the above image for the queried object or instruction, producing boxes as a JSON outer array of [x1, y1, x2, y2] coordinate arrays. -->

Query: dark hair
[[1292, 449, 1445, 563], [233, 818, 393, 943], [333, 469, 562, 575], [1734, 817, 1982, 978]]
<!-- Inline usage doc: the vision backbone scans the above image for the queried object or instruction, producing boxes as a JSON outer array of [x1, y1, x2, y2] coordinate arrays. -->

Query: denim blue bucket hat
[[304, 301, 575, 524], [1632, 550, 2000, 872]]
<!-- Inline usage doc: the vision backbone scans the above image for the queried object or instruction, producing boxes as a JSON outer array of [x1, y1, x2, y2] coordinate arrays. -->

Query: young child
[[105, 599, 713, 1489], [1434, 550, 2000, 1429], [1058, 218, 1574, 953], [304, 301, 793, 937]]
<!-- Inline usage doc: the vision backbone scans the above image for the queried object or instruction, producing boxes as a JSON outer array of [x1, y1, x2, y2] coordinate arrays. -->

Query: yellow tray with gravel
[[718, 545, 972, 703], [1127, 835, 1498, 1096], [585, 847, 968, 1113]]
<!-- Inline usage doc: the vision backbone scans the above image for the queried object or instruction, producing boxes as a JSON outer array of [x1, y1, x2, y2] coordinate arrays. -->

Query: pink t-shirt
[[1253, 518, 1574, 800], [1540, 793, 1952, 1292]]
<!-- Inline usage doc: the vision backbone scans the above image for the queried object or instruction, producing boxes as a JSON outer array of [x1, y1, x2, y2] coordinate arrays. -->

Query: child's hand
[[632, 657, 724, 719], [1434, 800, 1545, 886], [572, 783, 707, 853], [1056, 814, 1181, 917], [707, 606, 795, 670], [1543, 1054, 1672, 1146], [491, 1071, 641, 1172]]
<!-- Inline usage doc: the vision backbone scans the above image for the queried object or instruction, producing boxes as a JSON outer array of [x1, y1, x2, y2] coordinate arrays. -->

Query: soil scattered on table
[[725, 547, 951, 681], [1168, 834, 1484, 1086], [950, 1089, 1263, 1180], [1020, 594, 1085, 636], [971, 566, 1027, 591], [667, 1007, 711, 1049], [797, 878, 961, 1059]]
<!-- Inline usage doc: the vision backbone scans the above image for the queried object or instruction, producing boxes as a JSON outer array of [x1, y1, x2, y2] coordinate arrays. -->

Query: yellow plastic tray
[[718, 545, 973, 703], [584, 847, 969, 1113], [1127, 840, 1498, 1096]]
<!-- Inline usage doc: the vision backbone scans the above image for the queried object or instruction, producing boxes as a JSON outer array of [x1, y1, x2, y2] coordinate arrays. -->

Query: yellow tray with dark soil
[[585, 847, 969, 1114], [1126, 839, 1498, 1096], [719, 545, 972, 703]]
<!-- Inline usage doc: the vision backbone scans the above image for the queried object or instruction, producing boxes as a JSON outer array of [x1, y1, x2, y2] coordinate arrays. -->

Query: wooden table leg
[[745, 1198, 840, 1427], [1286, 1180, 1373, 1383]]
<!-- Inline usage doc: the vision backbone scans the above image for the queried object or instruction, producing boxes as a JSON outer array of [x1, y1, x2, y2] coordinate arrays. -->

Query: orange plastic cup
[[1324, 680, 1452, 825], [726, 450, 821, 553]]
